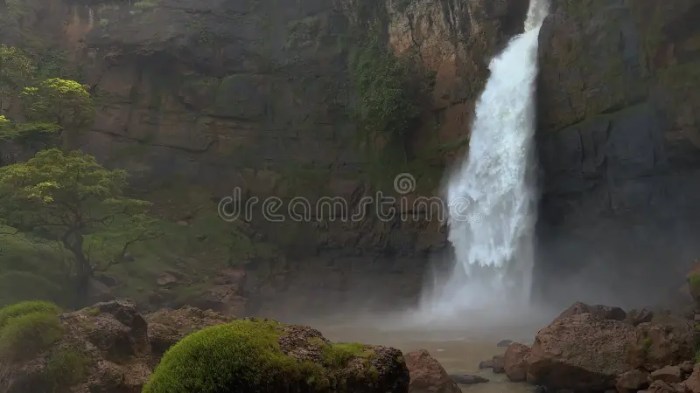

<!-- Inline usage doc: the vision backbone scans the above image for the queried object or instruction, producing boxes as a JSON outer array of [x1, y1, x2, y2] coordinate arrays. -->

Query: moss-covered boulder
[[143, 319, 408, 393], [0, 301, 408, 393]]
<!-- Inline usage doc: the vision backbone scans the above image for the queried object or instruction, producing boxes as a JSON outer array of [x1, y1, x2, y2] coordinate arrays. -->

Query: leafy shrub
[[0, 308, 63, 361], [0, 300, 61, 329], [143, 320, 325, 393], [43, 348, 90, 389]]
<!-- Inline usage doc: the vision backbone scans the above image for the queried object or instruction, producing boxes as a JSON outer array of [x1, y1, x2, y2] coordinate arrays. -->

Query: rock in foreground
[[527, 311, 637, 391], [504, 343, 530, 382], [404, 349, 461, 393], [145, 319, 409, 393], [1, 300, 409, 393]]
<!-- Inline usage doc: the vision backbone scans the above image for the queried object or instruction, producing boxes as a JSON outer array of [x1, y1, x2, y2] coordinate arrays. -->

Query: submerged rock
[[404, 350, 461, 393], [448, 374, 489, 385], [492, 355, 505, 374], [478, 359, 494, 369]]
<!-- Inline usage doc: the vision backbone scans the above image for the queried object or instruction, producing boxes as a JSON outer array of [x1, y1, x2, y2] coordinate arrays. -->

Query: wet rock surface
[[503, 343, 530, 382], [505, 301, 700, 393], [404, 350, 461, 393]]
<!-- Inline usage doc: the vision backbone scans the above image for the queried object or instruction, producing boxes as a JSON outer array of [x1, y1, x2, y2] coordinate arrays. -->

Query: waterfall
[[420, 0, 549, 318]]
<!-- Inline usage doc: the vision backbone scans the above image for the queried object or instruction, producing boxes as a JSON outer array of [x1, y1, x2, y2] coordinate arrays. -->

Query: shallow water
[[317, 323, 537, 393]]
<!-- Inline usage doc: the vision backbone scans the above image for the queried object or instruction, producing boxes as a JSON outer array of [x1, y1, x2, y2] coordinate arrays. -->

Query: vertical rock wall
[[535, 0, 700, 307]]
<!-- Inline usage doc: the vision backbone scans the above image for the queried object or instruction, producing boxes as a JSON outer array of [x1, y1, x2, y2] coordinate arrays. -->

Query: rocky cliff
[[0, 0, 528, 315], [1, 0, 699, 312], [535, 0, 700, 307]]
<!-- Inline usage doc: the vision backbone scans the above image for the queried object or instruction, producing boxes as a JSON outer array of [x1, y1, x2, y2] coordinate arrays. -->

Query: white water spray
[[419, 0, 549, 319]]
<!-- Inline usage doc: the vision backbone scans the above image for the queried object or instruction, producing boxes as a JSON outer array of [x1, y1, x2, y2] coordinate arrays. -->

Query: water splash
[[419, 0, 550, 319]]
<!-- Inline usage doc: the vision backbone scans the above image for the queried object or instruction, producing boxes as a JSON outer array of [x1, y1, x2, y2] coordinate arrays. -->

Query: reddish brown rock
[[404, 350, 461, 393], [527, 313, 636, 391], [651, 365, 683, 384], [145, 306, 229, 355], [616, 369, 650, 392], [627, 315, 695, 371], [684, 365, 700, 393], [555, 301, 627, 322], [645, 380, 682, 393], [504, 343, 530, 382]]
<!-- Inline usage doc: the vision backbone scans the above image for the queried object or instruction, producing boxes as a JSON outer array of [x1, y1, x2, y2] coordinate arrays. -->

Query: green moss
[[0, 308, 63, 361], [84, 307, 101, 317], [322, 342, 374, 368], [0, 300, 61, 329], [43, 348, 90, 389], [346, 20, 434, 189], [143, 320, 326, 393]]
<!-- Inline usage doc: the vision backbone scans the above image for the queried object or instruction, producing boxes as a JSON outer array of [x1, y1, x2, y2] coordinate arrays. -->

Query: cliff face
[[2, 0, 699, 312], [535, 0, 700, 307], [0, 0, 528, 315]]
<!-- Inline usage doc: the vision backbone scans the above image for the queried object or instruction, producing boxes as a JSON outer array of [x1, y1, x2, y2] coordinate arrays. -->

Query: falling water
[[419, 0, 550, 319]]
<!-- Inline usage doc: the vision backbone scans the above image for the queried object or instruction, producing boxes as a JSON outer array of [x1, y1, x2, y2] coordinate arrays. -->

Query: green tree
[[0, 149, 152, 303], [21, 78, 94, 132], [0, 45, 35, 111]]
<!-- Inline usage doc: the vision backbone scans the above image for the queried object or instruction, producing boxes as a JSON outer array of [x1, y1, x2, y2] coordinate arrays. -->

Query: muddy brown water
[[312, 319, 543, 393]]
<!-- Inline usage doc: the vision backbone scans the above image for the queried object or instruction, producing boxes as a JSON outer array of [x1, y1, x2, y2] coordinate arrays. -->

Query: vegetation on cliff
[[345, 0, 438, 189]]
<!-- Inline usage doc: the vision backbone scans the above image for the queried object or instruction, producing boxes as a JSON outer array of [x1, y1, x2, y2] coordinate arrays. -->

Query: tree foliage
[[0, 149, 153, 302], [0, 115, 60, 142], [21, 78, 94, 131], [0, 45, 35, 109]]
